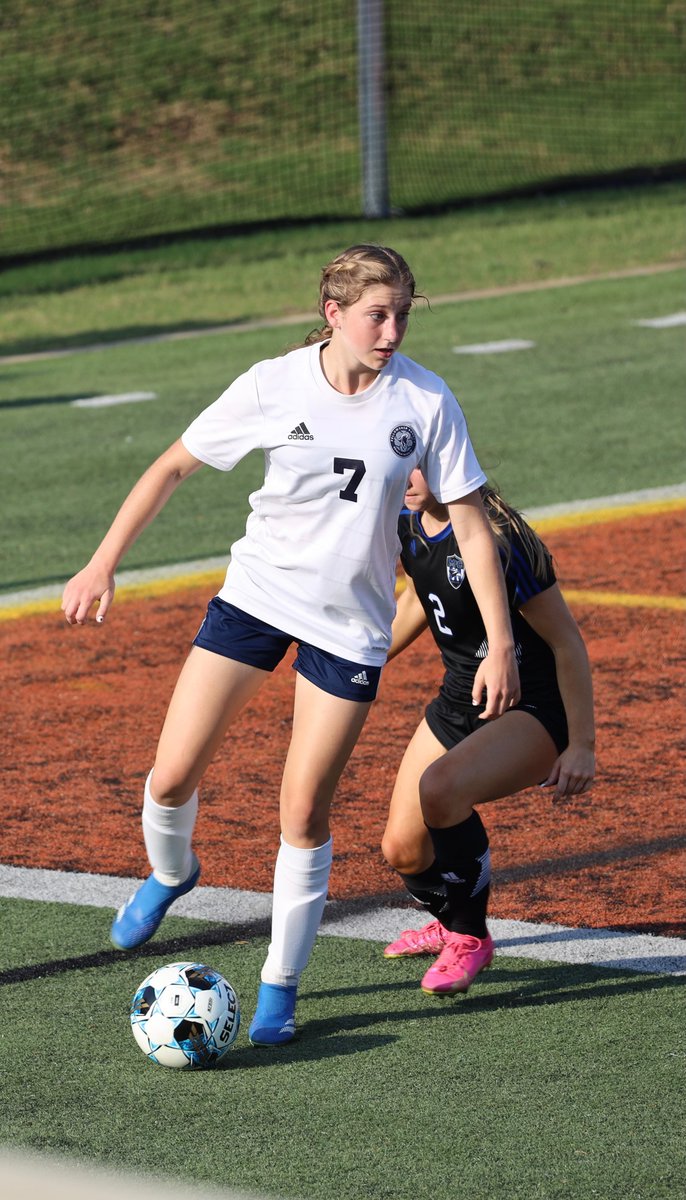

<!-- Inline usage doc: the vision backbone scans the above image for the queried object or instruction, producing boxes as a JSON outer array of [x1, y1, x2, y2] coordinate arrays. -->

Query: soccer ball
[[130, 961, 240, 1068]]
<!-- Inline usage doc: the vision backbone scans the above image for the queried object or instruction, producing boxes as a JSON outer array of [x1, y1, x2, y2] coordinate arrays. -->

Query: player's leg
[[382, 717, 444, 875], [381, 718, 452, 957], [111, 646, 270, 949], [250, 672, 373, 1045], [152, 645, 270, 803], [419, 710, 558, 995]]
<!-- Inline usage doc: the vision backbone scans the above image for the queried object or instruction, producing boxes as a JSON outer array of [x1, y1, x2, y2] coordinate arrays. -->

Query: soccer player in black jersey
[[382, 469, 595, 995]]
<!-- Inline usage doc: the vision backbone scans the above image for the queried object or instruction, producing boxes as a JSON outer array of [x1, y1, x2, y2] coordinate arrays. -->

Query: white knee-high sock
[[261, 835, 333, 988], [142, 770, 198, 886]]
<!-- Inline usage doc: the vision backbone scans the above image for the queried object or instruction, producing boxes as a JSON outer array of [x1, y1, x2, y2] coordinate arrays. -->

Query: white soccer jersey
[[181, 342, 485, 665]]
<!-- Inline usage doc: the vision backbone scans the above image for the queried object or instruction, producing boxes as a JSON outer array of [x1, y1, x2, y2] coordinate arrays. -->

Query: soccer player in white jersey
[[62, 244, 520, 1047]]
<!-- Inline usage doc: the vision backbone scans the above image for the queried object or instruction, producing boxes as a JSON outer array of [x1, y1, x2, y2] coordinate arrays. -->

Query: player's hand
[[472, 647, 521, 720], [541, 745, 595, 803], [61, 562, 116, 626]]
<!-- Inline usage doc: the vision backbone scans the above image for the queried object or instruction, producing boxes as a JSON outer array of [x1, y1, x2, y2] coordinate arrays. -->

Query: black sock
[[399, 863, 447, 920], [425, 811, 491, 939]]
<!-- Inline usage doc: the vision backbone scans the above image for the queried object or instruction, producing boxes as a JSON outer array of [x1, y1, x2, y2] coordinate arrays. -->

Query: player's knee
[[380, 827, 398, 868], [381, 828, 421, 874], [280, 796, 330, 846], [149, 764, 197, 808], [419, 758, 470, 825]]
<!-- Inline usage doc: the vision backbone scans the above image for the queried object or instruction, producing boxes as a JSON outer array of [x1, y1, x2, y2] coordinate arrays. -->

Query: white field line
[[634, 311, 686, 328], [71, 391, 157, 408], [520, 480, 686, 520], [1, 260, 684, 366], [0, 863, 682, 977], [453, 338, 535, 354], [1, 482, 684, 612], [0, 1149, 266, 1200]]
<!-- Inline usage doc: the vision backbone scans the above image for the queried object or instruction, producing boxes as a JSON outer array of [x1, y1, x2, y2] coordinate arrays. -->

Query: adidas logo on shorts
[[288, 421, 314, 440], [350, 670, 370, 686]]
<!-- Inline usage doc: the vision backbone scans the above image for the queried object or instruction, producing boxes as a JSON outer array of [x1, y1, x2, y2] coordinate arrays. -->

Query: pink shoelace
[[401, 919, 447, 951], [432, 933, 487, 972]]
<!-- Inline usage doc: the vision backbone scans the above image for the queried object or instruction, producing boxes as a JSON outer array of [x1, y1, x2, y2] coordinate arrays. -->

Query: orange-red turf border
[[3, 512, 684, 938]]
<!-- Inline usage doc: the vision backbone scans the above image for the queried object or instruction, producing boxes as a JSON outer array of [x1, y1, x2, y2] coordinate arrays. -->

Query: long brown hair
[[304, 244, 420, 345], [479, 484, 552, 578]]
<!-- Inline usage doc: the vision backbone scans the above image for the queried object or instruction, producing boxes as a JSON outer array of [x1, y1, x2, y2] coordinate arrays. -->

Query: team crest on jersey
[[446, 554, 465, 589], [389, 424, 417, 457]]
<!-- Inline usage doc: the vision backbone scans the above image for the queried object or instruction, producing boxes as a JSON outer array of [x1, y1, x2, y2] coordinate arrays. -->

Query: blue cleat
[[248, 982, 298, 1046], [110, 859, 200, 949]]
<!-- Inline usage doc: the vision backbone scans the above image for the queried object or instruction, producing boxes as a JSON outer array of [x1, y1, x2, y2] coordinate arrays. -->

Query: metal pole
[[357, 0, 390, 218]]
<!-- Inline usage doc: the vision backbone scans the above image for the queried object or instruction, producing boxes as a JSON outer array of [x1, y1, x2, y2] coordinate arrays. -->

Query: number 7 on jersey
[[334, 457, 366, 503]]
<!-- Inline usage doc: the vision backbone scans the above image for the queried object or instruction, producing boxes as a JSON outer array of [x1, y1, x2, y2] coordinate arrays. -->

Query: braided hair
[[304, 244, 420, 345]]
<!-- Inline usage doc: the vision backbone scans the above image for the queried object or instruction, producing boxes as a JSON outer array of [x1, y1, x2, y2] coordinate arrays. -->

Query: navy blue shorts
[[193, 596, 382, 703], [425, 693, 568, 755]]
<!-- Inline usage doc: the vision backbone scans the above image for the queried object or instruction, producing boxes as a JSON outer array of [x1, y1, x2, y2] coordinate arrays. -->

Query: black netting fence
[[0, 0, 683, 259]]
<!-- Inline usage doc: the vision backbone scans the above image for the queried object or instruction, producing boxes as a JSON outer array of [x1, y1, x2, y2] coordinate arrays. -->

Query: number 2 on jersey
[[428, 592, 453, 636], [334, 457, 366, 503]]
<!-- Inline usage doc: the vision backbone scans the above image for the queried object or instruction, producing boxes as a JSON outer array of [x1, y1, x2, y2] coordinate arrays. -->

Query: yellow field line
[[2, 575, 683, 622], [530, 496, 686, 532], [0, 597, 62, 622], [1, 497, 683, 623], [563, 589, 685, 611], [0, 571, 224, 623], [394, 577, 683, 610], [108, 570, 224, 601]]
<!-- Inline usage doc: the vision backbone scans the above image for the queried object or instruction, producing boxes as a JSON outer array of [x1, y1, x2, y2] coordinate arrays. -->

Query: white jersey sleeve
[[420, 383, 485, 505], [181, 365, 263, 469]]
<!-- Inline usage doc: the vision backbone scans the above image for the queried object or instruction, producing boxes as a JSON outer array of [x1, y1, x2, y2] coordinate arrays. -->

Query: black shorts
[[425, 693, 569, 755], [193, 596, 382, 702]]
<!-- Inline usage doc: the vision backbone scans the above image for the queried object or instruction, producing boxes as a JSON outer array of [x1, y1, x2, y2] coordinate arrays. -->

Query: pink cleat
[[384, 919, 449, 958], [420, 931, 494, 995]]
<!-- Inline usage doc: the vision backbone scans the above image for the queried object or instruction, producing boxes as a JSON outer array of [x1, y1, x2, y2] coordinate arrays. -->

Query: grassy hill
[[0, 1, 682, 257]]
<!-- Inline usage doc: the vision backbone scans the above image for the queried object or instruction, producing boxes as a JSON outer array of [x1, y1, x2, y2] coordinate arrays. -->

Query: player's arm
[[519, 583, 596, 801], [387, 571, 429, 661], [446, 490, 520, 718], [61, 439, 204, 626]]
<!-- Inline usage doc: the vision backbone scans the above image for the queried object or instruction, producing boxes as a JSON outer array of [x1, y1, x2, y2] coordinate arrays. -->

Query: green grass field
[[1, 184, 683, 356], [1, 2, 682, 256], [1, 899, 683, 1200], [0, 228, 683, 593]]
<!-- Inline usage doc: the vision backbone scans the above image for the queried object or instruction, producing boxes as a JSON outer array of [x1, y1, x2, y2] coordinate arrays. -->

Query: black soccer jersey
[[398, 508, 564, 711]]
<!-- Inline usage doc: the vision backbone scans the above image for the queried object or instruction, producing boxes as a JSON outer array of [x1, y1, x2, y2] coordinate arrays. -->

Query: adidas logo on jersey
[[288, 421, 314, 440], [350, 670, 370, 686]]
